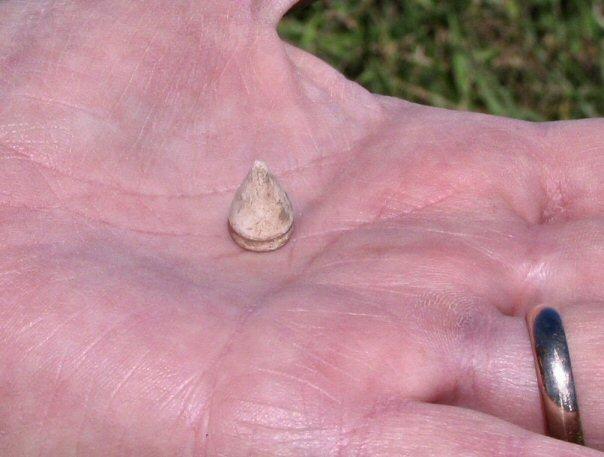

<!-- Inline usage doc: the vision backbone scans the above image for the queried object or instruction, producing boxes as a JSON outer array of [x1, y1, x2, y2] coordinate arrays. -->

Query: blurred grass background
[[279, 0, 604, 120]]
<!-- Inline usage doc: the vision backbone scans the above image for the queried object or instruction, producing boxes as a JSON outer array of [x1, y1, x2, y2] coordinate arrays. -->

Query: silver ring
[[526, 305, 584, 444]]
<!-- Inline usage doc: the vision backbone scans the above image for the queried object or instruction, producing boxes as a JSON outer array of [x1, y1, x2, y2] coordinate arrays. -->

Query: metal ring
[[526, 305, 584, 444]]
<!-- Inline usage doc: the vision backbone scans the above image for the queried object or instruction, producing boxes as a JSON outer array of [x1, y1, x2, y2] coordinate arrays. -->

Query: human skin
[[0, 0, 602, 455]]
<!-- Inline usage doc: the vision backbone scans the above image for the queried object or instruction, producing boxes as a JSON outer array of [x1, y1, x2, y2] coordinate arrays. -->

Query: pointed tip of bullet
[[228, 160, 294, 252], [252, 159, 269, 171]]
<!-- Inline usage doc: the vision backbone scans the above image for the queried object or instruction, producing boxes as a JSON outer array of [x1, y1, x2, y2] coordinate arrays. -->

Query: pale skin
[[0, 1, 602, 455]]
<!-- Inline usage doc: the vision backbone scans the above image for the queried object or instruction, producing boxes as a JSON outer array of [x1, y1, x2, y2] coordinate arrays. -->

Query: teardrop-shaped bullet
[[228, 160, 294, 252]]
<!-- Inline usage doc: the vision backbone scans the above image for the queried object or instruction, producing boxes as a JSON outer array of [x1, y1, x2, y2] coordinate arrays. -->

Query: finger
[[523, 218, 604, 305], [205, 281, 589, 454], [208, 396, 602, 456], [343, 402, 601, 457], [466, 304, 604, 449], [540, 120, 604, 219]]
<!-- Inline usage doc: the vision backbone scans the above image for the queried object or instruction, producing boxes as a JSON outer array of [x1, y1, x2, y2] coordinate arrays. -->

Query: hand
[[0, 1, 602, 455]]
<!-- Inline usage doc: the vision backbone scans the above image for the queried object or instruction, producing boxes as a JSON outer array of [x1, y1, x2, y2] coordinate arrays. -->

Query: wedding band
[[526, 305, 584, 444]]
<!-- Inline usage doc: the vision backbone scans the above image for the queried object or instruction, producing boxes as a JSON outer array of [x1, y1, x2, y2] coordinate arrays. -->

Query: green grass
[[279, 0, 604, 120]]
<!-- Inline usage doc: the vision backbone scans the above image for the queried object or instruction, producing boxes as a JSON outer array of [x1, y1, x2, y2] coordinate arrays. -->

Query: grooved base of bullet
[[228, 222, 293, 252]]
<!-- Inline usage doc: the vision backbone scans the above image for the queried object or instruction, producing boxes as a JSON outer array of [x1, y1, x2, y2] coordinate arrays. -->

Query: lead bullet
[[228, 160, 294, 252]]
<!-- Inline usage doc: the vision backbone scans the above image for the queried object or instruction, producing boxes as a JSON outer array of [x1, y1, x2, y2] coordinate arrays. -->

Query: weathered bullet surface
[[228, 160, 294, 252]]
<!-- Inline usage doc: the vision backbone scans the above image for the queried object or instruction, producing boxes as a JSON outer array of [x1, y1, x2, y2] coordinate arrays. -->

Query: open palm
[[0, 1, 602, 455]]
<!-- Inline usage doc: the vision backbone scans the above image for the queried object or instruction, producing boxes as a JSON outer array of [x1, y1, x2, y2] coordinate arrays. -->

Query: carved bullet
[[228, 160, 294, 252]]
